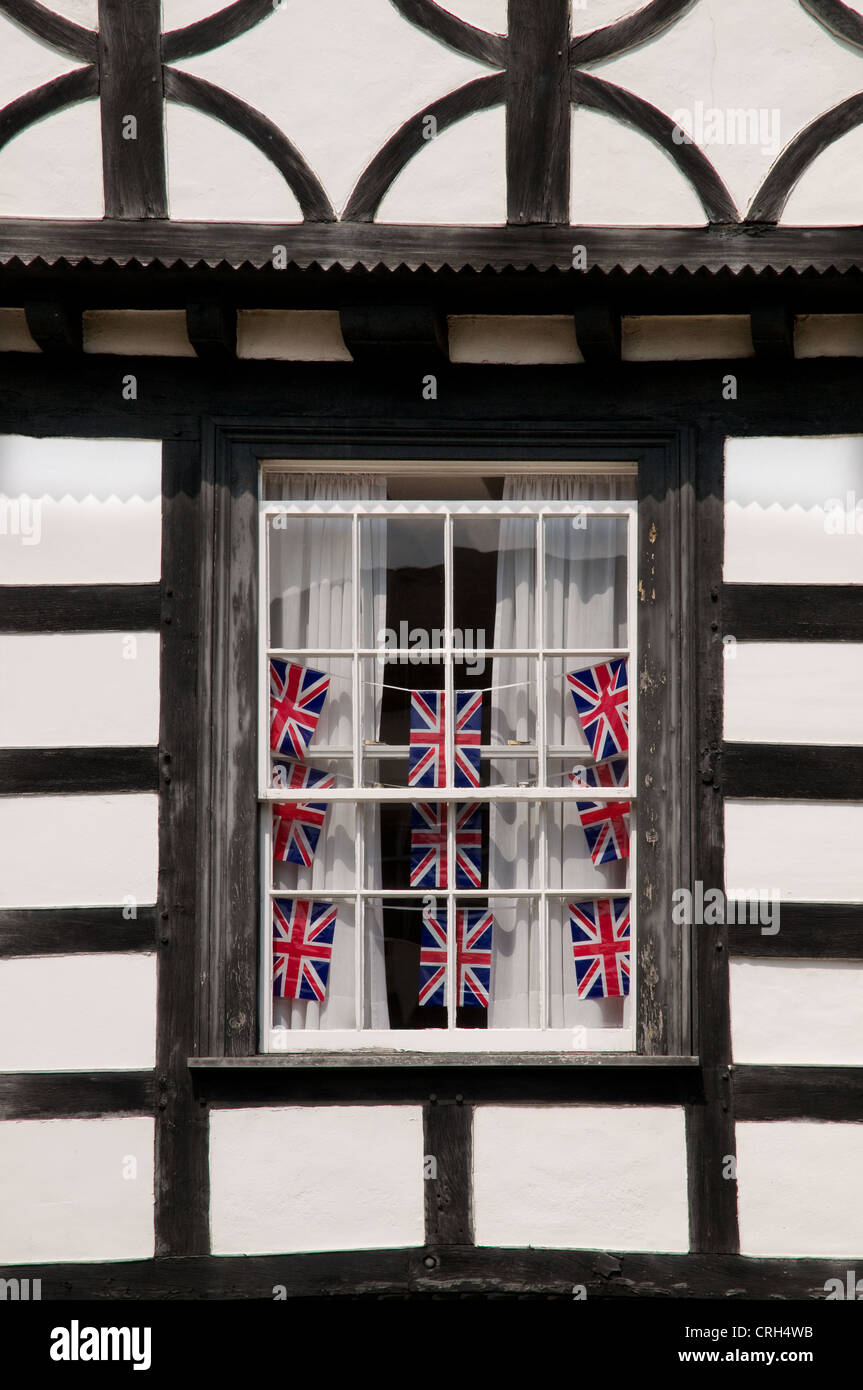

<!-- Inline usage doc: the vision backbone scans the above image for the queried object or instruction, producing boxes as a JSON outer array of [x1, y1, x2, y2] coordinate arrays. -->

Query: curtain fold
[[489, 474, 632, 1030], [267, 472, 389, 1030]]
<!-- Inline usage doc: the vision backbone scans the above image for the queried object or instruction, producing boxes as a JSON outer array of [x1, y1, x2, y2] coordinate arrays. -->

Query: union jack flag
[[269, 659, 330, 759], [566, 659, 629, 763], [568, 897, 630, 1000], [272, 762, 335, 867], [408, 690, 483, 788], [570, 757, 631, 866], [409, 802, 483, 889], [418, 905, 493, 1008], [272, 897, 337, 1001]]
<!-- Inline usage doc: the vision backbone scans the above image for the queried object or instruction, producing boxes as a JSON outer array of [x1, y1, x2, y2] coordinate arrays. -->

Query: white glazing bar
[[536, 512, 548, 1029], [352, 512, 364, 1029], [259, 786, 633, 802], [266, 887, 632, 900], [444, 510, 456, 1029], [261, 501, 636, 518], [259, 507, 271, 796], [268, 646, 630, 660], [261, 805, 273, 1051], [627, 506, 638, 1025]]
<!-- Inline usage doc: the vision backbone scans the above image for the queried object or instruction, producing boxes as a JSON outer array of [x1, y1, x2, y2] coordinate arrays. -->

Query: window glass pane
[[488, 654, 536, 789], [271, 897, 357, 1033], [268, 516, 353, 650], [268, 654, 352, 764], [484, 896, 542, 1029], [368, 801, 489, 892], [544, 515, 628, 648], [271, 802, 356, 893], [545, 654, 631, 782], [453, 515, 536, 649], [361, 516, 444, 650], [547, 799, 631, 892], [549, 896, 630, 1031], [373, 895, 447, 1031]]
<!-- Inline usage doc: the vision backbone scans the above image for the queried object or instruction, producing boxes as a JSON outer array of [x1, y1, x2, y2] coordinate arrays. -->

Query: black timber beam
[[750, 305, 795, 359], [0, 906, 158, 958], [339, 304, 449, 366], [24, 302, 82, 355], [573, 305, 622, 363], [0, 747, 158, 795], [723, 585, 863, 641], [728, 903, 863, 958], [187, 303, 237, 361], [0, 585, 162, 634], [723, 743, 863, 799]]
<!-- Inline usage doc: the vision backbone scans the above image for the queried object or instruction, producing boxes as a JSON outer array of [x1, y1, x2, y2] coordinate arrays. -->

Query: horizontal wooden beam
[[0, 585, 162, 633], [0, 747, 158, 795], [189, 1057, 702, 1105], [723, 585, 863, 641], [723, 743, 863, 799], [0, 1072, 155, 1121], [728, 902, 863, 957], [0, 1248, 856, 1300], [733, 1065, 863, 1122], [0, 906, 158, 958]]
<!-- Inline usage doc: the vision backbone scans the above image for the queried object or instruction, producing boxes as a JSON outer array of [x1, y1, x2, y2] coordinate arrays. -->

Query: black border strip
[[0, 747, 158, 794], [0, 1072, 155, 1120], [0, 585, 161, 633], [723, 743, 863, 799], [98, 0, 166, 219], [0, 1248, 855, 1299], [0, 906, 157, 957], [723, 585, 863, 641], [728, 903, 863, 957], [734, 1065, 863, 1122]]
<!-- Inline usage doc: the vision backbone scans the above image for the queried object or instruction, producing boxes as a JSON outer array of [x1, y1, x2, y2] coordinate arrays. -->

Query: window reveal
[[258, 469, 638, 1052]]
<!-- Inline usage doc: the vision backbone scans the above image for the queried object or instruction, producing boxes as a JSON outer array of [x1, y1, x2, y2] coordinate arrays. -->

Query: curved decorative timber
[[571, 70, 740, 224], [0, 66, 98, 156], [388, 0, 508, 68], [0, 0, 97, 62], [162, 0, 275, 63], [343, 72, 506, 223], [163, 67, 336, 223], [748, 91, 863, 223], [798, 0, 863, 52], [571, 0, 697, 66]]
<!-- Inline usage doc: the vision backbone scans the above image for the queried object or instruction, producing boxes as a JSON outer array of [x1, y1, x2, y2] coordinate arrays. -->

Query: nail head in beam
[[750, 305, 795, 359], [186, 303, 238, 361], [24, 303, 82, 355], [339, 305, 449, 367], [573, 306, 621, 364]]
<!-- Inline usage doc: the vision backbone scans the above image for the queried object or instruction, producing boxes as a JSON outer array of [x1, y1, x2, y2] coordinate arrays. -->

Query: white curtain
[[489, 474, 632, 1030], [267, 472, 389, 1029]]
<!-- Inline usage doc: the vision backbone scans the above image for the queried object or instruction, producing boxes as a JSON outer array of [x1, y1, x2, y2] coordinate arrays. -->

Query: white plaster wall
[[378, 106, 506, 225], [783, 124, 863, 226], [737, 1121, 863, 1257], [0, 436, 161, 585], [724, 643, 863, 746], [448, 315, 584, 364], [570, 110, 706, 226], [237, 310, 351, 361], [724, 435, 863, 585], [622, 316, 752, 361], [730, 959, 863, 1066], [166, 106, 304, 222], [0, 633, 160, 748], [83, 311, 195, 357], [0, 793, 158, 908], [443, 1, 507, 29], [796, 315, 863, 358], [591, 0, 863, 220], [171, 0, 499, 219], [209, 1106, 425, 1254], [0, 15, 79, 111], [473, 1106, 689, 1251], [0, 1117, 154, 1264], [50, 0, 97, 24], [0, 309, 39, 354], [725, 800, 863, 904], [0, 100, 103, 219], [0, 954, 157, 1072]]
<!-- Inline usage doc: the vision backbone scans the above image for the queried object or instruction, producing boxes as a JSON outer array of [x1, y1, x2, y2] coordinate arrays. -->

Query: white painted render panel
[[570, 110, 705, 227], [0, 310, 38, 354], [237, 311, 351, 362], [172, 0, 496, 218], [724, 436, 863, 584], [0, 15, 80, 112], [783, 124, 863, 226], [0, 633, 160, 748], [796, 315, 863, 359], [209, 1106, 425, 1254], [0, 102, 103, 219], [376, 106, 506, 225], [0, 954, 157, 1072], [83, 311, 195, 357], [592, 0, 863, 218], [166, 106, 304, 222], [725, 801, 863, 904], [737, 1121, 863, 1257], [730, 960, 863, 1066], [51, 0, 97, 24], [0, 436, 161, 585], [448, 315, 584, 364], [724, 643, 863, 746], [0, 794, 159, 909], [623, 317, 752, 362], [473, 1106, 689, 1251], [0, 1117, 154, 1265]]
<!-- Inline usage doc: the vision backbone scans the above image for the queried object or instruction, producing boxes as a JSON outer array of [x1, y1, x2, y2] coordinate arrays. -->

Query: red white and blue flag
[[419, 905, 493, 1008], [272, 762, 335, 867], [272, 897, 337, 1001], [568, 897, 630, 1000], [269, 659, 330, 759], [409, 801, 483, 889], [566, 659, 629, 763], [569, 757, 631, 866], [409, 690, 483, 789]]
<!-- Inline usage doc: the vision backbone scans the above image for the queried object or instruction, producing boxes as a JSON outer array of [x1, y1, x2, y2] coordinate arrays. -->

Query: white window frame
[[257, 464, 638, 1053]]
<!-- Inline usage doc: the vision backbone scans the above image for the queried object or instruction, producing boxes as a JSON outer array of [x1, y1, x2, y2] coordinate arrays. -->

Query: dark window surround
[[195, 421, 695, 1068]]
